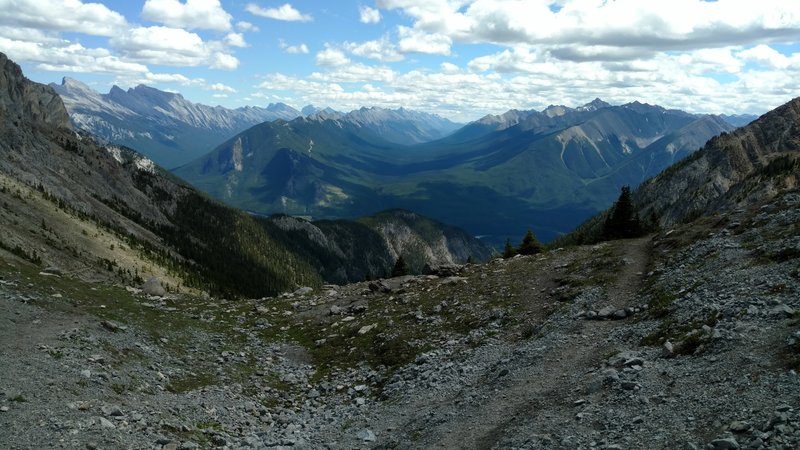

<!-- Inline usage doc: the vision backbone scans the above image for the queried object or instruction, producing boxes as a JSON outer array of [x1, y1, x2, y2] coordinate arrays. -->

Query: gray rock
[[728, 421, 750, 432], [663, 341, 675, 357], [612, 309, 628, 320], [709, 437, 740, 449], [96, 417, 116, 429], [100, 320, 122, 332], [42, 266, 63, 276], [142, 277, 166, 297], [771, 304, 795, 317], [597, 306, 616, 319], [294, 286, 313, 296], [357, 429, 376, 442], [101, 405, 123, 417]]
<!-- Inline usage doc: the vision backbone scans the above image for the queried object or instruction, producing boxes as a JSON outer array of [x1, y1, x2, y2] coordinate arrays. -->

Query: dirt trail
[[386, 237, 653, 450]]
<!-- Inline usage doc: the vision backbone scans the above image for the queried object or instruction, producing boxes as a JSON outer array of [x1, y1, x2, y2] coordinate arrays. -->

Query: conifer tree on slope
[[518, 229, 543, 255], [602, 186, 644, 240]]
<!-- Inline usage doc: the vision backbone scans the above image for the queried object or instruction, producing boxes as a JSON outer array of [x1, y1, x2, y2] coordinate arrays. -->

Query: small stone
[[0, 406, 9, 412], [179, 442, 199, 450], [663, 341, 674, 357], [330, 305, 342, 315], [100, 320, 121, 332], [358, 324, 377, 335], [42, 266, 63, 276], [623, 357, 645, 368], [728, 421, 749, 432], [80, 369, 92, 378], [597, 306, 616, 319], [294, 286, 313, 296], [97, 417, 116, 429], [101, 405, 123, 417], [612, 309, 628, 320], [771, 304, 794, 317], [498, 368, 509, 377], [709, 437, 740, 450], [573, 399, 586, 407], [357, 429, 376, 442], [632, 416, 644, 424]]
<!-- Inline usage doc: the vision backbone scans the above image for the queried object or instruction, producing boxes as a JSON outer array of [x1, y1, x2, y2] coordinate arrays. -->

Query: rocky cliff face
[[635, 97, 800, 226], [0, 53, 71, 129]]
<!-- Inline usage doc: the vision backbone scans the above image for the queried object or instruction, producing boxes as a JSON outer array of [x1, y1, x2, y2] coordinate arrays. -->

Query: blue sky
[[2, 0, 800, 121]]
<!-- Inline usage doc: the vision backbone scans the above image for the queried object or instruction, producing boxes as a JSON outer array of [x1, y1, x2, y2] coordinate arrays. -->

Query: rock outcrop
[[0, 53, 71, 129]]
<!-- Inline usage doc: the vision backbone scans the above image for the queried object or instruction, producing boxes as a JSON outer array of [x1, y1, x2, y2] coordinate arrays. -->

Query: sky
[[1, 0, 800, 122]]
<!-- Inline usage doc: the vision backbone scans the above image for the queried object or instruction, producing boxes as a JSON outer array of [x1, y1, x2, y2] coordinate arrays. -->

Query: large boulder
[[142, 277, 166, 297]]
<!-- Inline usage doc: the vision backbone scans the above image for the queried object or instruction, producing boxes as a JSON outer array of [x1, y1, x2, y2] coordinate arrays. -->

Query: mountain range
[[0, 53, 490, 298], [51, 78, 461, 168], [174, 97, 742, 245]]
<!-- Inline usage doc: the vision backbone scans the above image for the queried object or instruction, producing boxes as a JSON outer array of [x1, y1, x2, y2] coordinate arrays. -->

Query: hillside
[[0, 53, 489, 299], [2, 174, 798, 449], [634, 97, 800, 227], [175, 99, 732, 244]]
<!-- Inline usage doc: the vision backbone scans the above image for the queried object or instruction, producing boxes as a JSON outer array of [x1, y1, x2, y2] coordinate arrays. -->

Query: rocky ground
[[1, 191, 799, 450]]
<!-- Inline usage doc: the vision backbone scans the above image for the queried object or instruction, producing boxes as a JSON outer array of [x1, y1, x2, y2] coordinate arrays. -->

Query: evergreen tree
[[391, 255, 410, 277], [517, 229, 543, 255], [602, 186, 644, 240], [502, 239, 517, 258]]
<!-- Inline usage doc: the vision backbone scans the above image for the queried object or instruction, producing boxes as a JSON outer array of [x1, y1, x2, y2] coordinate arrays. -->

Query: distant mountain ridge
[[175, 97, 735, 245], [50, 77, 302, 168], [51, 79, 462, 168]]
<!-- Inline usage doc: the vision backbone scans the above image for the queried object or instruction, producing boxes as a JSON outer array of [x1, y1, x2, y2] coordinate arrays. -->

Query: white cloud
[[236, 21, 259, 32], [344, 36, 403, 62], [209, 82, 236, 92], [109, 26, 238, 70], [210, 52, 239, 70], [141, 0, 232, 31], [111, 26, 208, 66], [0, 0, 127, 36], [316, 46, 350, 67], [0, 37, 149, 74], [376, 0, 800, 61], [310, 63, 396, 83], [225, 32, 247, 48], [212, 93, 228, 98], [279, 39, 310, 54], [246, 3, 312, 22], [397, 26, 452, 55], [738, 44, 795, 69], [359, 5, 381, 24]]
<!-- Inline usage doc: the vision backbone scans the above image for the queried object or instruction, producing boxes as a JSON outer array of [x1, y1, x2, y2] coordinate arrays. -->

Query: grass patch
[[642, 312, 721, 356], [166, 371, 217, 394]]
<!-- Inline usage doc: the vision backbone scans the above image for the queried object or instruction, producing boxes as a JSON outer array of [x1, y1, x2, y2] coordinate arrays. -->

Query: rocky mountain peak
[[0, 52, 71, 129], [579, 97, 612, 111]]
